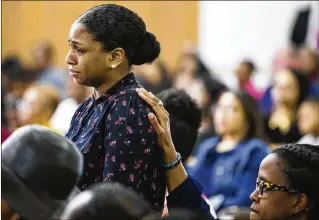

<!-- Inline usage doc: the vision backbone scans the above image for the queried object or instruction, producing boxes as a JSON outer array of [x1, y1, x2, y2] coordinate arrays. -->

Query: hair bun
[[131, 31, 161, 65]]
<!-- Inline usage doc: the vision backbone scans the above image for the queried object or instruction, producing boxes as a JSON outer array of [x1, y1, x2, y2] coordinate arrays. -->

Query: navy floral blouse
[[66, 73, 165, 211]]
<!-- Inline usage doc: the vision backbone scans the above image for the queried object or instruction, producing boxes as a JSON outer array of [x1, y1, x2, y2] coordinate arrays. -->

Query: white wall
[[198, 1, 318, 90]]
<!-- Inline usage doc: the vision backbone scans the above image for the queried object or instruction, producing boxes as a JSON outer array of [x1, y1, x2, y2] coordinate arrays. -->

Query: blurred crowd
[[1, 4, 319, 220]]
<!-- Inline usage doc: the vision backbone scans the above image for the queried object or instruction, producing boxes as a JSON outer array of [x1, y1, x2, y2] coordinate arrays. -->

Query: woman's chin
[[250, 211, 260, 220]]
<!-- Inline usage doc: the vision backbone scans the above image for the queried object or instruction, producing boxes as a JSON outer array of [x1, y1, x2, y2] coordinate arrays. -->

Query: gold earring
[[111, 64, 116, 69]]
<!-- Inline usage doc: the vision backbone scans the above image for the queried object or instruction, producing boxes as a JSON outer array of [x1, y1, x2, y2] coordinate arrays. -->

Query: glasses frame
[[256, 178, 300, 196]]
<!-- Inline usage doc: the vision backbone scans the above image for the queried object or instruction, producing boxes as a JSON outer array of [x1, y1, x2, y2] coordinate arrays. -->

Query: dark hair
[[242, 59, 256, 73], [220, 90, 263, 140], [287, 68, 311, 105], [1, 56, 32, 82], [77, 4, 160, 66], [156, 88, 201, 162], [61, 182, 153, 220], [273, 144, 319, 220]]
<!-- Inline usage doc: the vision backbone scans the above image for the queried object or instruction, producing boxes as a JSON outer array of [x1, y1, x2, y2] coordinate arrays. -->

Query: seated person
[[298, 97, 319, 145], [1, 125, 83, 220], [263, 68, 310, 147], [16, 84, 60, 133], [250, 143, 319, 220], [187, 90, 269, 212]]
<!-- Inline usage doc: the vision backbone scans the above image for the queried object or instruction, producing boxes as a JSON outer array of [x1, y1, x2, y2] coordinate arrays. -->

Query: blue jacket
[[186, 137, 269, 211]]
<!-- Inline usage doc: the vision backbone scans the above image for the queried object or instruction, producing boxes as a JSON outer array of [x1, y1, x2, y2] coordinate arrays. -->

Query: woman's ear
[[107, 47, 125, 69], [292, 193, 308, 215]]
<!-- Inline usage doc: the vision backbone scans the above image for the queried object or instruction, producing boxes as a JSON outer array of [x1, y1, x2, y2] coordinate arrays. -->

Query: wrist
[[162, 147, 178, 164]]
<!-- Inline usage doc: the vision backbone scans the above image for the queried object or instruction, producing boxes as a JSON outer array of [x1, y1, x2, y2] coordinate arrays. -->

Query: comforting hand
[[136, 88, 177, 163]]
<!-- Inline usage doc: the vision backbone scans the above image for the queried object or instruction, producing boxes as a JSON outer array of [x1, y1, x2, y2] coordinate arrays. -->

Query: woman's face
[[250, 154, 299, 220], [213, 92, 246, 136], [298, 101, 319, 135], [272, 69, 299, 107], [65, 22, 111, 87]]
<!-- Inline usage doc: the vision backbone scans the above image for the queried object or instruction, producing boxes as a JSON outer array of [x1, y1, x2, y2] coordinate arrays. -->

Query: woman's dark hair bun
[[131, 31, 161, 65]]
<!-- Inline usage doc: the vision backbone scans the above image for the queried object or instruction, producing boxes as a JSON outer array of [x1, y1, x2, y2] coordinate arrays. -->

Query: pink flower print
[[108, 95, 113, 101], [140, 138, 146, 145], [88, 163, 94, 168], [120, 163, 126, 171], [118, 133, 122, 137], [144, 148, 151, 154], [135, 163, 141, 169], [139, 160, 143, 164], [148, 126, 154, 133], [129, 174, 135, 182], [109, 140, 116, 147], [146, 108, 150, 112], [145, 164, 148, 170], [120, 90, 126, 95], [85, 143, 93, 153], [107, 113, 111, 121], [106, 153, 110, 158], [104, 172, 114, 181], [151, 183, 156, 190], [129, 108, 135, 115], [126, 126, 133, 134], [111, 156, 116, 162], [122, 100, 127, 106]]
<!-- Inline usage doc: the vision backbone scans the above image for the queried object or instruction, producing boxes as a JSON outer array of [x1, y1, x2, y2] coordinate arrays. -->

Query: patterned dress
[[66, 73, 165, 211]]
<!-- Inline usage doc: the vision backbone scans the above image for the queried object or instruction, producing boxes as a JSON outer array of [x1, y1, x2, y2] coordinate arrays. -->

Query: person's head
[[65, 4, 160, 88], [17, 84, 60, 126], [2, 125, 83, 220], [134, 60, 172, 94], [30, 40, 55, 71], [298, 97, 319, 136], [1, 56, 33, 99], [156, 88, 201, 162], [66, 75, 91, 104], [296, 48, 319, 76], [272, 68, 310, 108], [250, 144, 319, 220], [60, 182, 152, 220], [235, 59, 256, 85], [214, 90, 262, 140]]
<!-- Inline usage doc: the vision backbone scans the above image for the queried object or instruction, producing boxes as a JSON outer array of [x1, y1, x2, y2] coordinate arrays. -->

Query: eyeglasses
[[256, 178, 300, 196]]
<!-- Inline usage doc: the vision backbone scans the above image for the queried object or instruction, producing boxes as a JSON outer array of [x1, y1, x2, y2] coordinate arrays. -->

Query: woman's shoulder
[[242, 138, 269, 154]]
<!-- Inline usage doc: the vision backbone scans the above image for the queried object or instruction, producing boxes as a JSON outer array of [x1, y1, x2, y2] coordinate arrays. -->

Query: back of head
[[156, 88, 201, 161], [30, 84, 60, 116], [273, 144, 319, 220], [60, 182, 152, 220], [2, 125, 83, 220], [77, 4, 160, 66]]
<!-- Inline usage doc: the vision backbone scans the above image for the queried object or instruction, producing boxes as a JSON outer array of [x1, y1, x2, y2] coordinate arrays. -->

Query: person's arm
[[137, 88, 215, 219], [102, 93, 162, 210]]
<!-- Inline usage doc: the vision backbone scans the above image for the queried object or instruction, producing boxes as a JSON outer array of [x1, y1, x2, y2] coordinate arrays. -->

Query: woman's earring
[[111, 64, 116, 69]]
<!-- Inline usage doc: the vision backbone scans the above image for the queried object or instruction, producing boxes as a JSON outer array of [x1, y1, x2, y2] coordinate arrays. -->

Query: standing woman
[[65, 4, 165, 211]]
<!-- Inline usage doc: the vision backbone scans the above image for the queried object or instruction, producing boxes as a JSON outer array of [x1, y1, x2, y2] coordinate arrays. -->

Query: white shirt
[[298, 134, 319, 146], [50, 98, 79, 135]]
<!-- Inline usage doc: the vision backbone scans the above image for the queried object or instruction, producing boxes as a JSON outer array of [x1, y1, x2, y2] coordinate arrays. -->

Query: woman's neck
[[94, 69, 129, 99]]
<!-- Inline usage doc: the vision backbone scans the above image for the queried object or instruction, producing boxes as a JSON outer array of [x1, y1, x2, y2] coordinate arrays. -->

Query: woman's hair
[[273, 144, 319, 220], [220, 90, 264, 140], [77, 4, 160, 66], [61, 182, 153, 220]]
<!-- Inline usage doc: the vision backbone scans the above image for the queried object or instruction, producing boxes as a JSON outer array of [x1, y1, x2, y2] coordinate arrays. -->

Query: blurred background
[[1, 1, 319, 218]]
